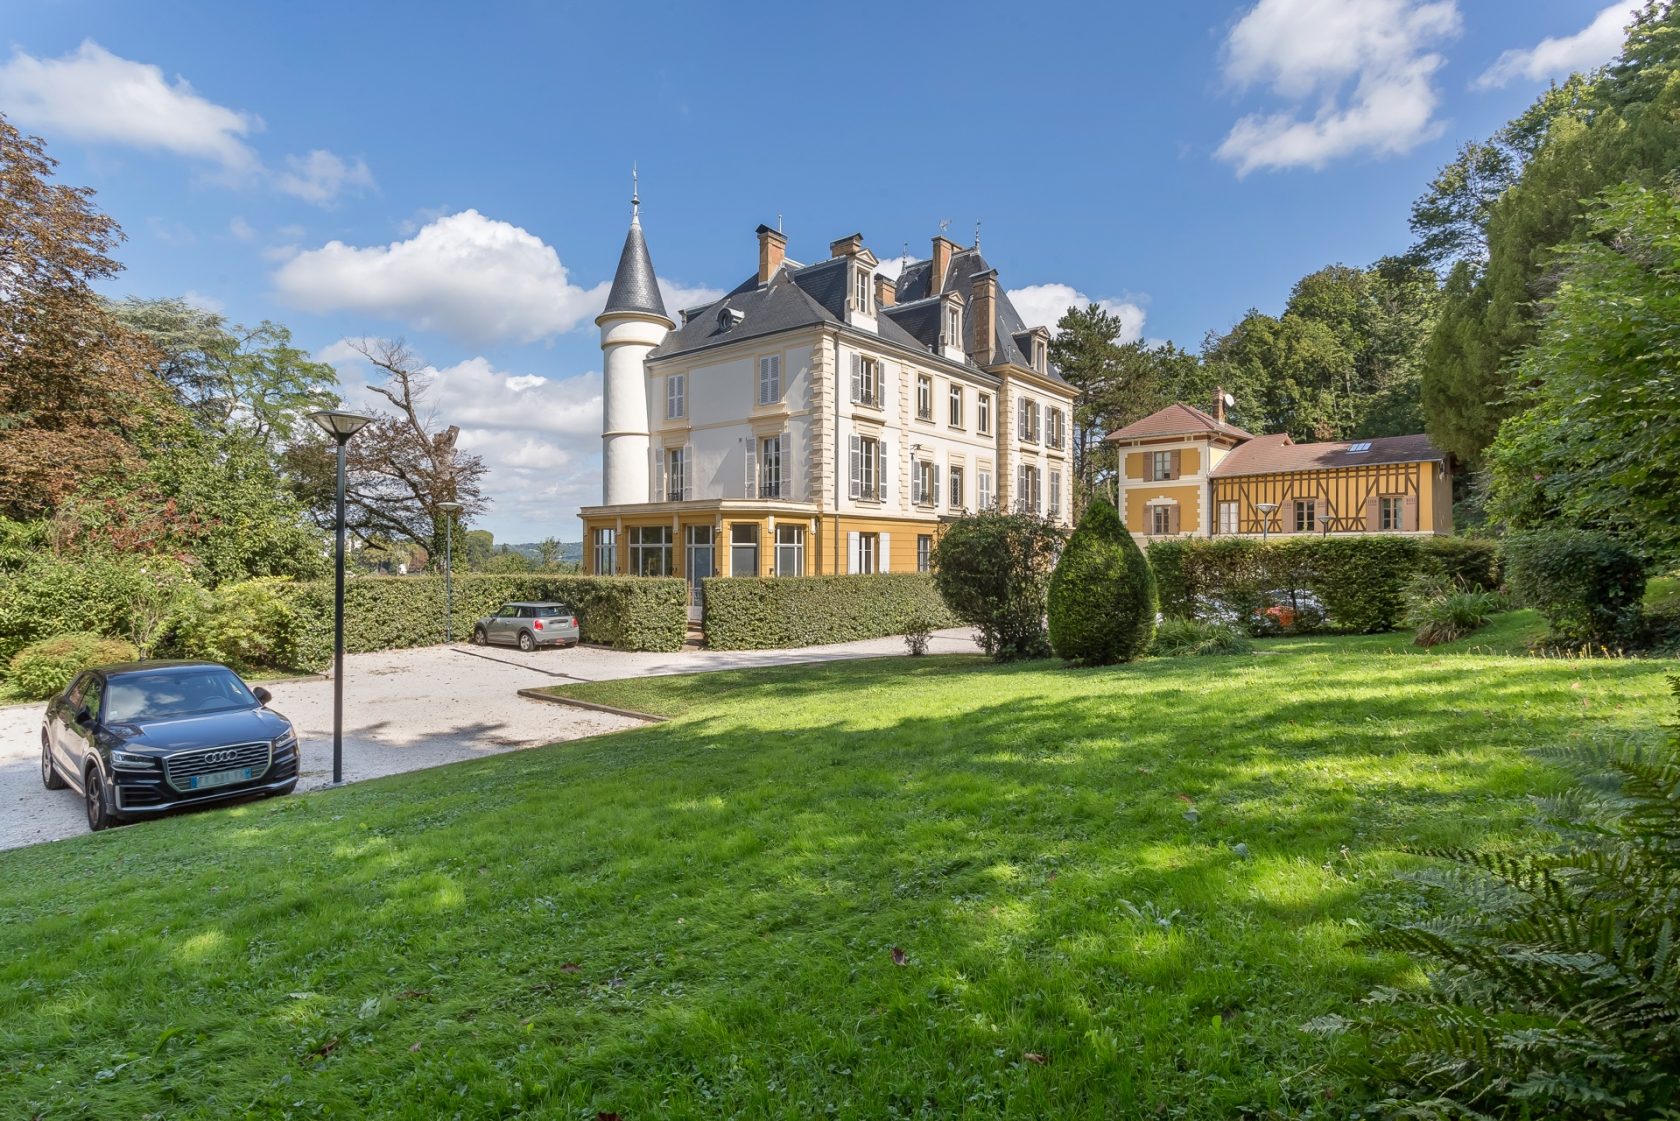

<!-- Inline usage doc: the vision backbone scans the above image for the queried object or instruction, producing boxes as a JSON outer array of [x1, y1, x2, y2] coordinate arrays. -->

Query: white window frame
[[1380, 495, 1403, 531], [850, 433, 886, 502], [666, 373, 686, 420], [1048, 469, 1062, 520], [977, 393, 992, 435], [758, 355, 781, 405], [853, 267, 872, 314], [916, 534, 932, 573], [1218, 501, 1239, 535], [759, 433, 784, 499], [665, 446, 690, 502], [857, 532, 878, 574], [1294, 499, 1317, 533], [1151, 450, 1173, 481], [1151, 505, 1172, 536], [945, 306, 961, 347], [916, 373, 933, 420], [912, 459, 940, 507], [948, 465, 964, 510], [948, 384, 963, 428], [851, 354, 882, 408], [774, 524, 805, 576], [977, 468, 993, 510], [1016, 464, 1041, 514], [593, 528, 617, 575]]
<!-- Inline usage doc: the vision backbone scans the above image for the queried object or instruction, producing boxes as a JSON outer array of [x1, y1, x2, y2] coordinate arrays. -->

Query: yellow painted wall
[[1208, 462, 1444, 534], [583, 511, 945, 576], [1123, 445, 1201, 481], [1125, 485, 1201, 535]]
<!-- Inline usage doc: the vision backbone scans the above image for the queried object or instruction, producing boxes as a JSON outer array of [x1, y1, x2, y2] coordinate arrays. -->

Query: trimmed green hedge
[[282, 574, 689, 667], [1504, 530, 1647, 647], [1147, 536, 1496, 635], [702, 574, 958, 651]]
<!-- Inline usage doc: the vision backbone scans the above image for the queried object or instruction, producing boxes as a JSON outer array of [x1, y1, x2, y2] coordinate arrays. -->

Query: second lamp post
[[437, 500, 462, 643]]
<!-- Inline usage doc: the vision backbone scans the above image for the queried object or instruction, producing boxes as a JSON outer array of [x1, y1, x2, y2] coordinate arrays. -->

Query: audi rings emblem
[[201, 749, 238, 765]]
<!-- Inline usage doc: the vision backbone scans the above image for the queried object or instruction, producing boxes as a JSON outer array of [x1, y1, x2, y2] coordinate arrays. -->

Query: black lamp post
[[307, 409, 372, 787], [437, 500, 463, 643]]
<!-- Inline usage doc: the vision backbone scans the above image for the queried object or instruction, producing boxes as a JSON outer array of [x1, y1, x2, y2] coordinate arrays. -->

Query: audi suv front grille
[[164, 741, 272, 792]]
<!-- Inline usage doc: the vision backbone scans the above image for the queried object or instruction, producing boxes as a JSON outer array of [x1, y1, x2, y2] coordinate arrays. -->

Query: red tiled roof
[[1210, 432, 1446, 477], [1104, 402, 1253, 443]]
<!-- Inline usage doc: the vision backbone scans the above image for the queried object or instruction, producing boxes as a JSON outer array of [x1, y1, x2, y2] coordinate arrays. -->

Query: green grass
[[1, 638, 1675, 1119]]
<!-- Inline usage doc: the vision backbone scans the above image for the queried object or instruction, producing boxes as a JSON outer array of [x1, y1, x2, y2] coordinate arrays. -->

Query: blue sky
[[2, 0, 1639, 542]]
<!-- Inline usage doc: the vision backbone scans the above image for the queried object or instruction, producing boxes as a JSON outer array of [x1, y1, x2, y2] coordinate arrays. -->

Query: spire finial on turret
[[974, 219, 982, 252], [631, 162, 640, 224]]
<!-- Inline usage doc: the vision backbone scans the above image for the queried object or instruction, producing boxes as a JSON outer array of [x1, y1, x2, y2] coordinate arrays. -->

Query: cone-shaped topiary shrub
[[1047, 498, 1157, 665]]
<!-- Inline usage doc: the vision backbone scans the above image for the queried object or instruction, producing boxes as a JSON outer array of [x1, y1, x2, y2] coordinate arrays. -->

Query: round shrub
[[7, 633, 139, 700], [931, 510, 1065, 661], [1047, 499, 1157, 665], [1503, 529, 1647, 647]]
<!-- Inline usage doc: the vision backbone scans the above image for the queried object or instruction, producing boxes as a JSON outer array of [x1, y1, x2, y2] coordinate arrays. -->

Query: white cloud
[[228, 216, 258, 241], [274, 210, 611, 345], [276, 149, 377, 205], [1007, 284, 1146, 344], [1474, 3, 1637, 90], [1215, 0, 1461, 176], [660, 280, 725, 316], [0, 40, 260, 173], [874, 254, 914, 282], [317, 343, 609, 539]]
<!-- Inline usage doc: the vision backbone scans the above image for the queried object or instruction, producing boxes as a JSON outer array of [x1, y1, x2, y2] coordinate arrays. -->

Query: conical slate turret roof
[[600, 212, 670, 323]]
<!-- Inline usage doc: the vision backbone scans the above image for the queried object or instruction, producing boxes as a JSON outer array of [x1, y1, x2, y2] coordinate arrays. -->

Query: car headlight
[[273, 730, 298, 752], [110, 749, 155, 771]]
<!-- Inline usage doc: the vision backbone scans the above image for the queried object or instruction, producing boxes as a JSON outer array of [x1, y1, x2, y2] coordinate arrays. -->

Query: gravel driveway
[[1, 628, 980, 850]]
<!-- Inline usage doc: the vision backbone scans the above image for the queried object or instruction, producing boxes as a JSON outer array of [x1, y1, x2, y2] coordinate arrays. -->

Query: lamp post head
[[308, 409, 374, 443], [1255, 502, 1279, 513], [437, 501, 464, 514]]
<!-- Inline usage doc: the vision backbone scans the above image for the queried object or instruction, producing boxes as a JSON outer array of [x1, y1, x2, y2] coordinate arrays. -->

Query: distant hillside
[[507, 541, 584, 564]]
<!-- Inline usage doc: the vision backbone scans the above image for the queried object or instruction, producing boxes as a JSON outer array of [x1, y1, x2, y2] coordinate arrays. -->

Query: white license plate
[[187, 766, 256, 790]]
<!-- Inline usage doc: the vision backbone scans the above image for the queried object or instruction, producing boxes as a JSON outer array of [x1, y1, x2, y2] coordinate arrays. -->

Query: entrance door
[[684, 525, 714, 624]]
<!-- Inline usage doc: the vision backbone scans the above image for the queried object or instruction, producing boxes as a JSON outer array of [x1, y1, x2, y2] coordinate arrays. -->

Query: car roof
[[502, 601, 569, 607], [95, 659, 230, 678]]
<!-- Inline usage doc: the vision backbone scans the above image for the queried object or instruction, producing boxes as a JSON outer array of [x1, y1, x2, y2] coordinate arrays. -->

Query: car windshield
[[104, 667, 257, 722]]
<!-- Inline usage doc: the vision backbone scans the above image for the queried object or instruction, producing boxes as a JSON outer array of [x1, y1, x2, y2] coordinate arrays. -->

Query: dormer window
[[1033, 338, 1047, 372], [717, 306, 745, 331], [853, 267, 872, 314], [945, 305, 961, 347]]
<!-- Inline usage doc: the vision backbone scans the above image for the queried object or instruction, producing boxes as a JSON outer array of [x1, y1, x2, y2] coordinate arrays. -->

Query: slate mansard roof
[[600, 216, 671, 323]]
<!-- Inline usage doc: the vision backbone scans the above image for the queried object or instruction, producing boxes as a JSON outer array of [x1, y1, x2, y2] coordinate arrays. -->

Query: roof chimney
[[830, 232, 865, 259], [930, 236, 959, 294], [756, 224, 786, 285], [874, 273, 896, 309], [968, 268, 997, 365], [1213, 386, 1233, 425]]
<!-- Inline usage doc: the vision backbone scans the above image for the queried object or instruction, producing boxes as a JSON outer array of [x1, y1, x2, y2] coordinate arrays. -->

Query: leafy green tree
[[536, 537, 562, 571], [1047, 499, 1156, 665], [463, 530, 494, 570], [931, 511, 1065, 661], [1048, 304, 1137, 504], [1487, 184, 1680, 560]]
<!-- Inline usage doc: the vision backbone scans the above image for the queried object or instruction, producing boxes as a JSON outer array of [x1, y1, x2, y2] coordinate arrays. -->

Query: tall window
[[856, 532, 879, 574], [978, 468, 993, 510], [1150, 450, 1175, 481], [948, 384, 963, 427], [912, 460, 939, 506], [730, 523, 759, 577], [1049, 408, 1065, 450], [849, 434, 886, 501], [853, 267, 872, 313], [1016, 464, 1040, 514], [1018, 397, 1040, 443], [665, 446, 687, 501], [593, 528, 617, 575], [774, 524, 805, 576], [1151, 505, 1172, 536], [977, 393, 992, 435], [758, 355, 781, 405], [666, 373, 686, 420], [1218, 501, 1238, 535], [916, 373, 933, 420], [945, 305, 961, 347], [1294, 499, 1317, 533], [1048, 470, 1062, 520], [948, 465, 964, 510], [628, 526, 672, 576], [1033, 338, 1047, 372], [916, 535, 932, 573], [850, 355, 882, 407], [759, 434, 783, 499]]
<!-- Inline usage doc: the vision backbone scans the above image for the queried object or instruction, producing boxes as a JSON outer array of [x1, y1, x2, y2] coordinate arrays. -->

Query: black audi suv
[[40, 660, 300, 832]]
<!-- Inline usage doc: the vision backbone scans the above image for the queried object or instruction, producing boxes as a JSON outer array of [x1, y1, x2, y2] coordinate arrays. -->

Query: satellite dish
[[1222, 393, 1235, 407]]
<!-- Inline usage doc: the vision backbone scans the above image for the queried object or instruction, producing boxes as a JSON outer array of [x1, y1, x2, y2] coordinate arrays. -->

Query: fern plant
[[1307, 677, 1680, 1119]]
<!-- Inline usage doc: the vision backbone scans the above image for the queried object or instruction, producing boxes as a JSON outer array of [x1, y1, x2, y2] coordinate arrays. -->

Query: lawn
[[1, 633, 1674, 1119]]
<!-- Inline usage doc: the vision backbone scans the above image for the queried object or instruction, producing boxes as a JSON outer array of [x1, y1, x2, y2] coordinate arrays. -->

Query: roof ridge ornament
[[631, 162, 640, 225]]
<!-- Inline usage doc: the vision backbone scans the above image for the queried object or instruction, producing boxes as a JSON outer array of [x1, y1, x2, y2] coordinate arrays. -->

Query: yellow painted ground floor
[[1120, 461, 1452, 538], [579, 503, 949, 579]]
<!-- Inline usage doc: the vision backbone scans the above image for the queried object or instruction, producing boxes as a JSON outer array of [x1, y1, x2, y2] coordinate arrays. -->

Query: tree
[[463, 529, 494, 570], [1047, 499, 1156, 665], [536, 538, 562, 571], [930, 510, 1065, 661], [108, 297, 338, 449], [1487, 184, 1680, 560], [0, 113, 171, 515], [286, 339, 488, 557]]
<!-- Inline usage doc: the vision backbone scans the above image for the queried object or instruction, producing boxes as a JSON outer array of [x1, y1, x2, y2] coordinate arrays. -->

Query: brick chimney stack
[[874, 274, 896, 309], [1214, 386, 1226, 425], [930, 235, 959, 294], [968, 268, 997, 364], [756, 224, 786, 285]]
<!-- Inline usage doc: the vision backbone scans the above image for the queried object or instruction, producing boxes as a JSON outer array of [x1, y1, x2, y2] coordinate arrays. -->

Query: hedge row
[[1147, 536, 1501, 634], [280, 574, 689, 667], [702, 573, 959, 650]]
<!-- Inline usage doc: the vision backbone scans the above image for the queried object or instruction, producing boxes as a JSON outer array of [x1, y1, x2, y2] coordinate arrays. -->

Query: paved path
[[1, 628, 981, 850]]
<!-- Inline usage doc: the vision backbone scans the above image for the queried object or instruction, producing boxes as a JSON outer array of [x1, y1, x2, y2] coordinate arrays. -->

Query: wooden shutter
[[1365, 496, 1380, 531], [879, 532, 890, 573], [1168, 450, 1181, 480], [1403, 493, 1418, 532], [1033, 402, 1042, 443], [848, 434, 862, 499], [744, 444, 757, 500], [850, 353, 862, 402], [652, 448, 665, 502], [681, 444, 694, 500], [1167, 504, 1181, 535], [778, 431, 791, 500], [1145, 453, 1157, 482], [847, 531, 860, 574], [875, 439, 888, 500], [932, 464, 941, 507]]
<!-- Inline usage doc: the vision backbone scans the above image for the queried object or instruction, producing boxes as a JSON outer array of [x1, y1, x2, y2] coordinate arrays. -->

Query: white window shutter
[[652, 448, 665, 501], [933, 464, 941, 507], [778, 431, 790, 500], [848, 434, 861, 499], [744, 445, 757, 500], [682, 443, 694, 500], [847, 531, 860, 573], [876, 439, 888, 501], [850, 353, 862, 402], [879, 532, 890, 573]]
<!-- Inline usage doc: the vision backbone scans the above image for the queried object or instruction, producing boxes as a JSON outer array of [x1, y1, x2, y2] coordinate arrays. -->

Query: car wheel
[[84, 768, 113, 832], [517, 630, 536, 652], [471, 627, 488, 646], [40, 732, 66, 790]]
